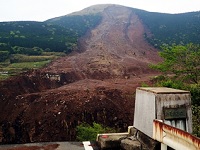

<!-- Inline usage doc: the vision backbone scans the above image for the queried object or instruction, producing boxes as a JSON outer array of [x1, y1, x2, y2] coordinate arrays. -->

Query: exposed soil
[[0, 5, 161, 144]]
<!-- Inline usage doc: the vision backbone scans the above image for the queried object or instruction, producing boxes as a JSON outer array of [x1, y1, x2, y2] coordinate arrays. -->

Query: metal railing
[[153, 119, 200, 150]]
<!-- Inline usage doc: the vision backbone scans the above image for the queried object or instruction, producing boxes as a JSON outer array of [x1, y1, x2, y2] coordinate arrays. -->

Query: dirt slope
[[0, 5, 161, 144], [44, 5, 161, 78]]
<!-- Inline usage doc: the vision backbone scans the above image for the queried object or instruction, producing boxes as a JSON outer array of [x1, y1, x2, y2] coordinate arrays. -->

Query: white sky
[[0, 0, 200, 22]]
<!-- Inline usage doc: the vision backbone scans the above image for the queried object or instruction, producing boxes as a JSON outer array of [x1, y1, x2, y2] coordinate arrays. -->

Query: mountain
[[0, 16, 101, 54], [0, 4, 200, 144], [134, 9, 200, 47], [0, 4, 200, 55]]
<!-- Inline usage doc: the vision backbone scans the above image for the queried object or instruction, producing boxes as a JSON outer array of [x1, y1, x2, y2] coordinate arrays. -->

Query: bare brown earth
[[0, 5, 161, 144]]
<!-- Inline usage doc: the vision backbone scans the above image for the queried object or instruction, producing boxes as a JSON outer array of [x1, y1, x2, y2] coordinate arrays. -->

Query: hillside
[[0, 5, 200, 58], [0, 4, 200, 144], [0, 15, 102, 53], [0, 22, 76, 53], [134, 9, 200, 47]]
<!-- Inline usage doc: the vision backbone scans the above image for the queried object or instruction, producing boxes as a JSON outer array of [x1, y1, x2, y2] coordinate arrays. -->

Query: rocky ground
[[0, 5, 161, 144]]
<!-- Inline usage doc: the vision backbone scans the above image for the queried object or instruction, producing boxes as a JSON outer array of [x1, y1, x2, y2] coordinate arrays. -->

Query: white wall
[[134, 88, 156, 137]]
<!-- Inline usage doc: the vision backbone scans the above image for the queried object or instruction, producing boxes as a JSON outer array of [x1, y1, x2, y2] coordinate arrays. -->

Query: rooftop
[[137, 87, 190, 94]]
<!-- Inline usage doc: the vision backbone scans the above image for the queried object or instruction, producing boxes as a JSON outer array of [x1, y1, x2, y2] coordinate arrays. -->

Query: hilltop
[[0, 4, 200, 144]]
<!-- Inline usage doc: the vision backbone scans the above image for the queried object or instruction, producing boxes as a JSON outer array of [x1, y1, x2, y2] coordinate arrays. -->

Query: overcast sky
[[0, 0, 200, 22]]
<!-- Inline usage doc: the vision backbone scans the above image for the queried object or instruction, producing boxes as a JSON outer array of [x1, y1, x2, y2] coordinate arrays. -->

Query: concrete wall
[[134, 88, 156, 138]]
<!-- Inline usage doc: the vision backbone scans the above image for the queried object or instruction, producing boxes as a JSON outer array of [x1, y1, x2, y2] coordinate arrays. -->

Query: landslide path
[[0, 5, 161, 144]]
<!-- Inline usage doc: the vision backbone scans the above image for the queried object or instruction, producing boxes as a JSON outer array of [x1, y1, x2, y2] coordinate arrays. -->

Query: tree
[[151, 44, 200, 84], [151, 44, 200, 137], [0, 51, 9, 62]]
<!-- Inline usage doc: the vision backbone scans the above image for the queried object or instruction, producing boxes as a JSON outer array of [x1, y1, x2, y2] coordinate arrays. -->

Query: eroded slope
[[0, 5, 161, 143]]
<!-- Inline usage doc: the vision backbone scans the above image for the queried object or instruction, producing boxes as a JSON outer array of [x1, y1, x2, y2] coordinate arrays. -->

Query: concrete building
[[134, 87, 192, 138]]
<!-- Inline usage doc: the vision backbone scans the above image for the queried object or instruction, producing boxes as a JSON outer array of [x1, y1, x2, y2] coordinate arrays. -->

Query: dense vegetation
[[0, 14, 102, 79], [46, 14, 102, 37], [134, 10, 200, 48], [150, 44, 200, 137], [0, 22, 75, 53], [0, 8, 199, 64], [151, 44, 200, 84], [76, 122, 116, 141], [0, 14, 102, 55]]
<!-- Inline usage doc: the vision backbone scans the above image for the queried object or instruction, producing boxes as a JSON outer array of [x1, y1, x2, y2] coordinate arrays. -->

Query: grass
[[10, 54, 57, 63], [8, 60, 51, 69], [41, 52, 66, 56], [0, 52, 64, 81], [0, 74, 9, 80], [0, 60, 51, 81]]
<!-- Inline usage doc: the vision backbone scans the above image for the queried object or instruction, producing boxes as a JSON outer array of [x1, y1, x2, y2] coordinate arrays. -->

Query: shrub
[[76, 122, 116, 141], [155, 79, 185, 89], [188, 84, 200, 106], [0, 51, 9, 62], [192, 105, 200, 137], [141, 82, 149, 87]]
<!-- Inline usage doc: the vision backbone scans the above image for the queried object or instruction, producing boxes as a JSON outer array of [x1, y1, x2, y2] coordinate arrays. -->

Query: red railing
[[153, 120, 200, 150]]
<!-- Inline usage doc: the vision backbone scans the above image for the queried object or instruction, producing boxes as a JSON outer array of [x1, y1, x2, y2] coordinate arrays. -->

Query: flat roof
[[137, 87, 190, 94]]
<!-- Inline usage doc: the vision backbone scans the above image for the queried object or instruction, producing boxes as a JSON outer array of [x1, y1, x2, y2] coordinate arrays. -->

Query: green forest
[[0, 14, 102, 56], [134, 10, 200, 48], [0, 14, 102, 79], [0, 9, 200, 81], [1, 10, 200, 63]]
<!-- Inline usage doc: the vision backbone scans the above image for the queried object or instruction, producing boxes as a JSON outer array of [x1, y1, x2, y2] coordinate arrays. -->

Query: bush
[[188, 84, 200, 106], [76, 122, 116, 141], [12, 46, 43, 55], [141, 82, 149, 87], [155, 79, 185, 89], [0, 51, 9, 62], [192, 105, 200, 137]]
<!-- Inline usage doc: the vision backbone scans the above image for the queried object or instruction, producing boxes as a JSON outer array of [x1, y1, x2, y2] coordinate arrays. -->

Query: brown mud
[[0, 5, 161, 144]]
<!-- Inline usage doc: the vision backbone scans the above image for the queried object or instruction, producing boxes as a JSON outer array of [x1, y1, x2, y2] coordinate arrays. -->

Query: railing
[[153, 119, 200, 150]]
